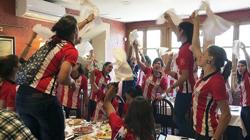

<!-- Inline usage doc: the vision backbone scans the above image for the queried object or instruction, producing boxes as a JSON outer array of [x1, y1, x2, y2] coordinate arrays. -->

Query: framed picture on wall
[[0, 36, 15, 57]]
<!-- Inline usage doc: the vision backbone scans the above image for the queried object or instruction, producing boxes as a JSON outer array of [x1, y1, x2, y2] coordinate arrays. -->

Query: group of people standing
[[0, 9, 249, 140]]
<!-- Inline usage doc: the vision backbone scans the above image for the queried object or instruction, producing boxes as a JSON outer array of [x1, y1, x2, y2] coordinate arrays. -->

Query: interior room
[[0, 0, 250, 140]]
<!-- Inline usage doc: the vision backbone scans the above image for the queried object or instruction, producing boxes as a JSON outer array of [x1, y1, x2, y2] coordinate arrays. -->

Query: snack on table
[[96, 130, 112, 139], [75, 135, 95, 140], [73, 125, 94, 135], [66, 119, 83, 126]]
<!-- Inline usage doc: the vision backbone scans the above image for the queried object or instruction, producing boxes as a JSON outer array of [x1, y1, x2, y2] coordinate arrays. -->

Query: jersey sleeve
[[160, 76, 168, 90], [210, 76, 228, 101], [178, 49, 193, 70], [63, 44, 78, 65], [109, 112, 124, 136]]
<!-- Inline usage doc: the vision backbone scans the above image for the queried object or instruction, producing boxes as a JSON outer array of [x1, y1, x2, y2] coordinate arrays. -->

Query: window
[[171, 32, 181, 48], [146, 30, 161, 61], [215, 26, 234, 47], [239, 24, 250, 46]]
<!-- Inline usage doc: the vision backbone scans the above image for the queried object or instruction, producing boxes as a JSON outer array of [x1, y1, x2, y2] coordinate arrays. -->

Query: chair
[[152, 98, 175, 135]]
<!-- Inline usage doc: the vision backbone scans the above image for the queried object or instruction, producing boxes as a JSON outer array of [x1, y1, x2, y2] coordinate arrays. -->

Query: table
[[165, 135, 194, 140], [65, 119, 111, 140]]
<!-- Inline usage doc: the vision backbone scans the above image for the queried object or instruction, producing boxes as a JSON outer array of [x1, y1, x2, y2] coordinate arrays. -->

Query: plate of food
[[66, 119, 83, 126], [96, 130, 112, 140], [73, 125, 94, 135], [74, 135, 95, 140]]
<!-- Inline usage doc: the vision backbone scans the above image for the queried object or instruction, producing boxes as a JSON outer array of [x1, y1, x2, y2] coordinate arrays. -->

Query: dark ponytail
[[222, 60, 232, 81], [51, 15, 77, 42], [208, 45, 231, 81]]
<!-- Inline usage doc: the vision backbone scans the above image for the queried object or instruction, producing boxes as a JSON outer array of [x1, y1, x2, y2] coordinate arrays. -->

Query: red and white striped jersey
[[57, 75, 88, 109], [30, 36, 78, 96], [175, 42, 196, 93], [240, 71, 250, 106], [90, 69, 111, 102], [141, 67, 168, 100], [192, 72, 228, 136]]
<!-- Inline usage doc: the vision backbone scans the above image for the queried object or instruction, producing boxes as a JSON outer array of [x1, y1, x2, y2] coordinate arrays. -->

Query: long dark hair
[[237, 60, 247, 84], [207, 45, 232, 81], [124, 96, 155, 140], [178, 21, 194, 44], [152, 58, 164, 67], [126, 85, 143, 98], [51, 15, 78, 43], [0, 55, 19, 80]]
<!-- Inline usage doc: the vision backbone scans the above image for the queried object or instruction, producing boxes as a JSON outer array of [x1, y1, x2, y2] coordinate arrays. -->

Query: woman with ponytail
[[16, 14, 94, 140], [191, 12, 231, 140]]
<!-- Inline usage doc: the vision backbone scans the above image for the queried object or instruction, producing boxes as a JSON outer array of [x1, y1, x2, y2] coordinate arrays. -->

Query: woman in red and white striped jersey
[[16, 14, 95, 140], [191, 13, 232, 140], [133, 41, 168, 101], [87, 62, 113, 121], [235, 42, 250, 140], [57, 63, 88, 118]]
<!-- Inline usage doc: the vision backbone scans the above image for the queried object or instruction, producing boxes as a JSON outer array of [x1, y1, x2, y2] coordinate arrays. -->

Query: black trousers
[[241, 106, 250, 140], [87, 99, 97, 121]]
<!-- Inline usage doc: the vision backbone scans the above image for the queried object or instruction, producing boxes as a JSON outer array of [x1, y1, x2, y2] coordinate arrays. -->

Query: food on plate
[[100, 123, 111, 132], [75, 135, 95, 140], [73, 125, 94, 134], [66, 119, 82, 125], [96, 130, 112, 139]]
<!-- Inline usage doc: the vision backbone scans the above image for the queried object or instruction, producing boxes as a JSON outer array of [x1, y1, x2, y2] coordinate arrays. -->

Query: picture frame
[[0, 36, 15, 57]]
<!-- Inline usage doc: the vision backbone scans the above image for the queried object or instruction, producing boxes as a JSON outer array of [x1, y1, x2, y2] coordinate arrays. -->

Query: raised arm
[[241, 42, 250, 73], [89, 70, 99, 92], [162, 52, 177, 78], [126, 45, 133, 61], [103, 85, 118, 116], [19, 32, 37, 60], [191, 12, 202, 66], [78, 13, 95, 30], [133, 40, 147, 71]]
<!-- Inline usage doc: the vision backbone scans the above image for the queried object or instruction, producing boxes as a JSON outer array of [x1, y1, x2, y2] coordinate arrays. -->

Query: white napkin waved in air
[[129, 29, 139, 46], [197, 0, 233, 41], [76, 39, 93, 57], [113, 48, 133, 82], [32, 24, 54, 40], [156, 9, 182, 25]]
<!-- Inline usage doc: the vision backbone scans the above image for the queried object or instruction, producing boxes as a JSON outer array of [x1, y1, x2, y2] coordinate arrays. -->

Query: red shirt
[[30, 36, 78, 95], [0, 80, 17, 109], [141, 67, 168, 100], [192, 73, 228, 136], [57, 75, 88, 109], [176, 42, 196, 93], [109, 112, 136, 140], [90, 69, 111, 102], [240, 71, 250, 106]]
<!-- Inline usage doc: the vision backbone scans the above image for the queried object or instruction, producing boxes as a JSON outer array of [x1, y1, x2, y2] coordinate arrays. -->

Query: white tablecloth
[[166, 135, 194, 140]]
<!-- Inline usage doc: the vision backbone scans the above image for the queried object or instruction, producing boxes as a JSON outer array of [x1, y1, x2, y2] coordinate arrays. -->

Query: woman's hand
[[86, 13, 95, 23], [190, 11, 200, 26], [133, 40, 139, 52]]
